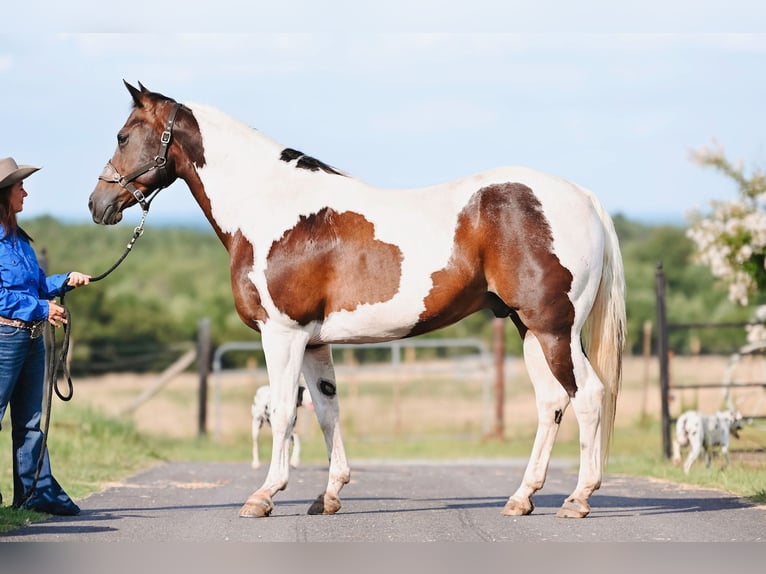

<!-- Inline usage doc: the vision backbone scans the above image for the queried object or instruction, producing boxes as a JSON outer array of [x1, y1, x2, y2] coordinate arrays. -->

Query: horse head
[[89, 81, 196, 225]]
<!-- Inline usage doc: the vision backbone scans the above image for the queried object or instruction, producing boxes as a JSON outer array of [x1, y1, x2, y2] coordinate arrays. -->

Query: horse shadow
[[2, 485, 754, 538], [272, 490, 752, 518]]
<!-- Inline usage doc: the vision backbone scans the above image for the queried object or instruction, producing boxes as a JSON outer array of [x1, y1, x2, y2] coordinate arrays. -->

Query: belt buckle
[[30, 321, 45, 339]]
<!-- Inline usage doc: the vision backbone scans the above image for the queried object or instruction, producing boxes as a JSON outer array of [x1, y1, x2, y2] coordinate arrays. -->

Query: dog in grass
[[672, 409, 744, 474], [251, 384, 313, 469]]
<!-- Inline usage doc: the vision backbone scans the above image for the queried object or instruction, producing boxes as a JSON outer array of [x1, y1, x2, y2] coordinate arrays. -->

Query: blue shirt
[[0, 225, 69, 322]]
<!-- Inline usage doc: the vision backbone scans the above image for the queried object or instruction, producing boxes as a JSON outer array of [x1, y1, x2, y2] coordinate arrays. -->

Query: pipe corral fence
[[210, 338, 495, 441]]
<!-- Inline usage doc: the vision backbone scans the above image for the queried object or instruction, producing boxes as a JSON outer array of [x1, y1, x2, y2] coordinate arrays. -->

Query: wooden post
[[655, 263, 672, 459], [493, 318, 505, 440], [197, 317, 212, 436]]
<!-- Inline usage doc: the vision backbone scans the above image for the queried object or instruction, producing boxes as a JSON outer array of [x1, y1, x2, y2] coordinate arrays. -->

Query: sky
[[3, 1, 766, 227]]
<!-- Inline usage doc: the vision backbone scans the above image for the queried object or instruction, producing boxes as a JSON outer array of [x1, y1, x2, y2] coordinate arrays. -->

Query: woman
[[0, 157, 90, 515]]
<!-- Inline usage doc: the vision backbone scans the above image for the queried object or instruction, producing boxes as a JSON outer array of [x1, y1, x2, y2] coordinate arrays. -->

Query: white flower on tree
[[687, 143, 766, 307]]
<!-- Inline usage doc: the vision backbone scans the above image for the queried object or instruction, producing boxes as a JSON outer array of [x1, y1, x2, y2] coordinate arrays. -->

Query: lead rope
[[16, 212, 148, 509]]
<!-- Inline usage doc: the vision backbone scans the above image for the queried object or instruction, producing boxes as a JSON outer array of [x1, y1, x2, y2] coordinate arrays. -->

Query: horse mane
[[279, 148, 347, 177]]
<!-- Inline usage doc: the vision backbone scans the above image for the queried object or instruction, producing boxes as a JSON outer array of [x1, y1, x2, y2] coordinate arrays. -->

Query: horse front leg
[[503, 333, 571, 516], [301, 344, 350, 515], [240, 328, 309, 518]]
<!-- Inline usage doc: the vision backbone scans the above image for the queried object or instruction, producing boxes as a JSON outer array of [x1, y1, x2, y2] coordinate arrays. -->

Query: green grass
[[0, 405, 165, 533], [2, 404, 765, 534], [607, 419, 766, 504]]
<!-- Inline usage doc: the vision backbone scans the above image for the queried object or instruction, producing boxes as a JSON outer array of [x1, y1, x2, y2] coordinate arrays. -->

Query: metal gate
[[210, 338, 494, 440]]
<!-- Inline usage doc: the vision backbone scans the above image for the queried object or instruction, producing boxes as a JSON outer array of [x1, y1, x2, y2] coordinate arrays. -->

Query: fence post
[[655, 262, 672, 459], [197, 317, 212, 436]]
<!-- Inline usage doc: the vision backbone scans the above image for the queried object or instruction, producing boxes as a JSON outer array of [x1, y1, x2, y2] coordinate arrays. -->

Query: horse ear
[[123, 80, 144, 109], [137, 81, 149, 92]]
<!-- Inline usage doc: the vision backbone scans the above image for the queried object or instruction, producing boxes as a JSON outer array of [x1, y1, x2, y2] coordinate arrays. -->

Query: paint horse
[[89, 82, 626, 519]]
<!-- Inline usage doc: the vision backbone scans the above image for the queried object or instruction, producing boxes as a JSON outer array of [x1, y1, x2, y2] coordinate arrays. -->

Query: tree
[[686, 143, 766, 306]]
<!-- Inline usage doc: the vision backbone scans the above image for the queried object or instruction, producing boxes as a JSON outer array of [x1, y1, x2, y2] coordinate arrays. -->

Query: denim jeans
[[0, 323, 77, 512]]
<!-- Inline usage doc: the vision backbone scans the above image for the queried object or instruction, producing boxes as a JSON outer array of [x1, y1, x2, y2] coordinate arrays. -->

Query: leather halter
[[98, 102, 182, 211]]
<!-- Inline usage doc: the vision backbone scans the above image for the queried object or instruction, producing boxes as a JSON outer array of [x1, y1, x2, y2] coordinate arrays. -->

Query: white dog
[[672, 409, 744, 474], [251, 384, 313, 469]]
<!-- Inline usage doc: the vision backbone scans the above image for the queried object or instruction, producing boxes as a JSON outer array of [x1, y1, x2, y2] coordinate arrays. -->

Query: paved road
[[2, 459, 764, 542]]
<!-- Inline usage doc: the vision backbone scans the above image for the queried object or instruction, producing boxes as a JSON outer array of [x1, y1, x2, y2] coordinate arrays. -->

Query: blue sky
[[3, 1, 766, 226]]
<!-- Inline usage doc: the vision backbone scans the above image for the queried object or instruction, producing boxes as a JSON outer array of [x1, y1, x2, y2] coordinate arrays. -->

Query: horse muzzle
[[88, 188, 124, 225]]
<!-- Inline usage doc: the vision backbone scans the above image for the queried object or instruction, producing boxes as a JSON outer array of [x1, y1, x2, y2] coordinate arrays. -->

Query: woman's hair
[[0, 183, 33, 242]]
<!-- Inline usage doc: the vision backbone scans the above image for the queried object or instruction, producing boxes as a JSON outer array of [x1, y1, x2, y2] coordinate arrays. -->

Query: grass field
[[1, 354, 765, 534]]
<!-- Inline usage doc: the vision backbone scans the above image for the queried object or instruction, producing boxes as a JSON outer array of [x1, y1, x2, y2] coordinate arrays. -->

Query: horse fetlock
[[335, 468, 351, 486], [501, 496, 534, 516]]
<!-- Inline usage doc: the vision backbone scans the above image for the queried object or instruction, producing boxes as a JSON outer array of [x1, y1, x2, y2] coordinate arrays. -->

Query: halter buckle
[[160, 130, 172, 145]]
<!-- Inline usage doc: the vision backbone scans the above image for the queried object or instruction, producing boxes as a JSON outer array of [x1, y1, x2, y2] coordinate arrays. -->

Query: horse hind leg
[[503, 332, 571, 516], [558, 350, 606, 518], [301, 344, 350, 515]]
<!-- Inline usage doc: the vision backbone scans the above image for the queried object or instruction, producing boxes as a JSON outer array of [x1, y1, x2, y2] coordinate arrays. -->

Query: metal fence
[[655, 263, 766, 458], [210, 338, 494, 441]]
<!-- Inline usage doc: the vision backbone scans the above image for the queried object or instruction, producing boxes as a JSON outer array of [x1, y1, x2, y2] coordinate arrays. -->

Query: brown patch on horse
[[265, 209, 403, 324], [229, 231, 268, 329], [174, 104, 206, 169], [415, 182, 578, 396]]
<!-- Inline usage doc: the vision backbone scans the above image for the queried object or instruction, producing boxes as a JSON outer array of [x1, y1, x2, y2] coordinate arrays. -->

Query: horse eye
[[117, 133, 128, 146]]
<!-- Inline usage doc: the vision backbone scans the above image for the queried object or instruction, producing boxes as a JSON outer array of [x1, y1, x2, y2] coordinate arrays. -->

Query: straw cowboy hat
[[0, 157, 41, 188]]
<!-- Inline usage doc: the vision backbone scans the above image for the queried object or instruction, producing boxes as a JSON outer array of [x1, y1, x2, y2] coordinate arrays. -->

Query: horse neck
[[187, 102, 283, 183], [180, 102, 284, 248], [180, 102, 368, 254]]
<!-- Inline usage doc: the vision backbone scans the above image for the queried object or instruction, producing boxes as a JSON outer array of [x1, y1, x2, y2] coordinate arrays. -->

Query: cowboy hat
[[0, 157, 41, 188]]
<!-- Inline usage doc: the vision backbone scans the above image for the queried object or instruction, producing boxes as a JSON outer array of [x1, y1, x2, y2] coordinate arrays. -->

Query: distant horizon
[[22, 209, 689, 230]]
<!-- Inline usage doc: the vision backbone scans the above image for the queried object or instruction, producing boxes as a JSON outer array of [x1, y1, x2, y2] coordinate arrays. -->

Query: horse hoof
[[239, 496, 273, 518], [501, 497, 534, 516], [307, 493, 342, 515], [556, 498, 590, 519]]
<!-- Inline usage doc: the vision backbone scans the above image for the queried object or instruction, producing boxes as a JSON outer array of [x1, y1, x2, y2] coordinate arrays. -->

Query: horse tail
[[581, 189, 626, 467]]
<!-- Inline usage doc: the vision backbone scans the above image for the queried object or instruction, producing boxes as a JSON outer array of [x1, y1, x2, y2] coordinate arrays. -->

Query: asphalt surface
[[2, 459, 765, 542]]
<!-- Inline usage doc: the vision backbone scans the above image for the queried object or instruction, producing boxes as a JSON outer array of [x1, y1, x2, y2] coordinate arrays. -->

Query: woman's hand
[[67, 272, 91, 288], [47, 300, 68, 327]]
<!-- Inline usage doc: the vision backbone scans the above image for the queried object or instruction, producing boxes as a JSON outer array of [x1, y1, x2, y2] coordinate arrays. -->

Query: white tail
[[582, 194, 626, 466]]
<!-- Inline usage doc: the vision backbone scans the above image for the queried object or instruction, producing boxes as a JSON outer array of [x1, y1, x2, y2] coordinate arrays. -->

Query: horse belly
[[312, 300, 425, 344]]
